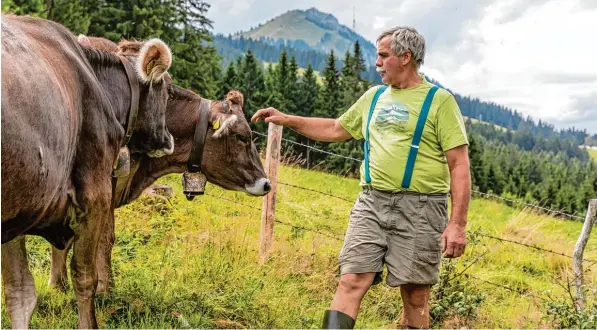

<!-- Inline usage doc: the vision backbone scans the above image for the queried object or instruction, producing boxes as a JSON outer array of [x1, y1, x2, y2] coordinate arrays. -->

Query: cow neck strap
[[187, 99, 212, 173], [118, 55, 140, 147]]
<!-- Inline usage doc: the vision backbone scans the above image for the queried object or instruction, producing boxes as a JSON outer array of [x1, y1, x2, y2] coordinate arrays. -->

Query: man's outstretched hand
[[251, 107, 290, 126]]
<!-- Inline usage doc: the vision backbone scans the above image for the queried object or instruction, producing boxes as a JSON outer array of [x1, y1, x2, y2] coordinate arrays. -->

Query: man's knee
[[337, 273, 375, 295]]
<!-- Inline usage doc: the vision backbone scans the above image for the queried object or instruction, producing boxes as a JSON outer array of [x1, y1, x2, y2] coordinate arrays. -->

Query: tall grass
[[2, 164, 596, 328]]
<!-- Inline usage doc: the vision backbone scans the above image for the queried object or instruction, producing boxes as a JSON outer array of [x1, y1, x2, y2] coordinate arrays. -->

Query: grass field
[[587, 148, 597, 163], [2, 164, 596, 328]]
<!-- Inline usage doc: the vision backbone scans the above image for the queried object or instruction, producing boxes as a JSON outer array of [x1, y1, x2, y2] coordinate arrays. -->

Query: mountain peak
[[304, 7, 339, 26], [240, 7, 377, 65]]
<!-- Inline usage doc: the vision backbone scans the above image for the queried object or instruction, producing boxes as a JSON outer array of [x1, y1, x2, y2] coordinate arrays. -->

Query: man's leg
[[330, 272, 376, 318], [400, 283, 431, 329], [324, 189, 387, 328], [323, 272, 375, 329]]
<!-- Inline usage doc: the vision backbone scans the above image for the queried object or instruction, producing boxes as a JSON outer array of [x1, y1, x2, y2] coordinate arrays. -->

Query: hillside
[[239, 8, 377, 66], [588, 148, 597, 163], [3, 164, 595, 328]]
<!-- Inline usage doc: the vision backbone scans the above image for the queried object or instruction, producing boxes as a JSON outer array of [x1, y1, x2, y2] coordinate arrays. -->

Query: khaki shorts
[[339, 187, 449, 287]]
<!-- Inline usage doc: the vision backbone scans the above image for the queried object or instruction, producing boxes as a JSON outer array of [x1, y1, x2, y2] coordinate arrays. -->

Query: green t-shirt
[[339, 76, 468, 193]]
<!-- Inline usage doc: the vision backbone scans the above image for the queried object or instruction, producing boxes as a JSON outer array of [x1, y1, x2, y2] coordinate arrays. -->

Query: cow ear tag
[[213, 118, 221, 130]]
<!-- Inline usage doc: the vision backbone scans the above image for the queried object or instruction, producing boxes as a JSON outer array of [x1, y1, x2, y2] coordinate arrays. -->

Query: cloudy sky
[[207, 0, 597, 134]]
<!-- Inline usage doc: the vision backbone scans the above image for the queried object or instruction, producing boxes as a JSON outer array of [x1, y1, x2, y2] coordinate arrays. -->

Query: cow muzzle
[[146, 132, 174, 158], [245, 178, 271, 196]]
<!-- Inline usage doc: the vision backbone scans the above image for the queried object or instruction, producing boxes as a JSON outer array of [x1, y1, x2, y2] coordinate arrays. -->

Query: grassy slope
[[2, 164, 596, 328], [464, 116, 508, 132], [588, 148, 597, 163]]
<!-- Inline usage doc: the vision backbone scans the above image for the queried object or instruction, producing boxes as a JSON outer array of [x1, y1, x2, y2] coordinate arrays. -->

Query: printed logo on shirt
[[375, 102, 409, 132]]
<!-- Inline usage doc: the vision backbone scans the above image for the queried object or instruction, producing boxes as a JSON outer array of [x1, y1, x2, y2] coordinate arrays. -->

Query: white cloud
[[372, 16, 390, 30], [207, 0, 597, 133]]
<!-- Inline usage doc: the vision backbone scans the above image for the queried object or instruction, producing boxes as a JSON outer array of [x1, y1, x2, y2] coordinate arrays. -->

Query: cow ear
[[226, 90, 244, 108], [137, 38, 172, 83], [212, 114, 238, 138], [78, 34, 91, 47]]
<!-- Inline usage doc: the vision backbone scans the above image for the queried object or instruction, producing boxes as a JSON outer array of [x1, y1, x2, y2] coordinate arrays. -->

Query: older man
[[252, 26, 470, 329]]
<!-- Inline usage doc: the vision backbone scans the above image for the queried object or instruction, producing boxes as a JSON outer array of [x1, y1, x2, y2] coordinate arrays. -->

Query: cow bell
[[182, 171, 207, 201], [113, 146, 131, 178]]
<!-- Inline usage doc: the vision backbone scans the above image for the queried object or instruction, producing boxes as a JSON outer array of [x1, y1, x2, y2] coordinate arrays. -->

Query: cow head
[[79, 35, 174, 158], [203, 91, 270, 195], [166, 87, 270, 196], [117, 39, 174, 158]]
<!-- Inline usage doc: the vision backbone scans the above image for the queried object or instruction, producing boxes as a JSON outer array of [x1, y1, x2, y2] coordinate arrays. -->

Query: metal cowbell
[[113, 146, 131, 178], [182, 171, 207, 200]]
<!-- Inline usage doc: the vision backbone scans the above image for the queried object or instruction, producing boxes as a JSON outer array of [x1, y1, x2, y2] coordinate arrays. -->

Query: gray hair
[[377, 26, 426, 69]]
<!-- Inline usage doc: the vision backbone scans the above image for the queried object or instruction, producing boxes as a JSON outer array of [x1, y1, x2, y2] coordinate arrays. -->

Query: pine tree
[[318, 50, 341, 118], [219, 62, 238, 99], [272, 49, 290, 111], [236, 49, 266, 119], [264, 62, 276, 106], [48, 0, 98, 34], [296, 64, 320, 167], [167, 0, 220, 98], [286, 56, 300, 115], [353, 41, 366, 80], [468, 134, 486, 191], [2, 0, 45, 16]]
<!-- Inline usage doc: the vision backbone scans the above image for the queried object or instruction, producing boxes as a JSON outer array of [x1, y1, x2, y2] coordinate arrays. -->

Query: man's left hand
[[441, 222, 467, 258]]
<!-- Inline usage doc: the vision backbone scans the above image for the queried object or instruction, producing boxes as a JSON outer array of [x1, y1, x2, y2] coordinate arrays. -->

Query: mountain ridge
[[237, 8, 378, 66]]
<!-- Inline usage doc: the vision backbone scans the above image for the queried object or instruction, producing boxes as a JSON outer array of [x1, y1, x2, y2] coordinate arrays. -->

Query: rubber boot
[[322, 310, 355, 329]]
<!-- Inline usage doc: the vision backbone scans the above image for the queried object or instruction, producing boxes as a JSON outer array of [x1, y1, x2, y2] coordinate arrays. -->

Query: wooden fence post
[[573, 199, 597, 311], [259, 123, 283, 260]]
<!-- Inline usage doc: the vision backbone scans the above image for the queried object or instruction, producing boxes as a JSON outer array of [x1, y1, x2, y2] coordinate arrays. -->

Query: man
[[252, 26, 470, 329]]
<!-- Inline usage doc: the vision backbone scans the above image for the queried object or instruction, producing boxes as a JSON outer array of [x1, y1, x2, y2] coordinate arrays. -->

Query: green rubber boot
[[322, 310, 355, 329]]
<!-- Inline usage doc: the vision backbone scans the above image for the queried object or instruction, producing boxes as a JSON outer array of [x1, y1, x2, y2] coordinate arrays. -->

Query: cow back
[[1, 15, 123, 243]]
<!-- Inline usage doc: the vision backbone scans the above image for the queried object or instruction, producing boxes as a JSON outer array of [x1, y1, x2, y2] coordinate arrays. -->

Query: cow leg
[[49, 238, 73, 291], [1, 236, 37, 329], [96, 212, 115, 295], [70, 195, 111, 329]]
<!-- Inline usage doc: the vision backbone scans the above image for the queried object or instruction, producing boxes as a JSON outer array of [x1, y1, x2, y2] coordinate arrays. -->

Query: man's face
[[375, 36, 410, 85]]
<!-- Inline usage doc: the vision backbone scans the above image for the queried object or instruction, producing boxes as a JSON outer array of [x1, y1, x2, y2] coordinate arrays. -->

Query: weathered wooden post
[[573, 199, 597, 311], [260, 123, 283, 260]]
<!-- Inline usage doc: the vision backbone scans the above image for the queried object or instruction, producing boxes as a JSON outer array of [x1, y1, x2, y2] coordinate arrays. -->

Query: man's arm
[[251, 107, 352, 142], [442, 144, 471, 258]]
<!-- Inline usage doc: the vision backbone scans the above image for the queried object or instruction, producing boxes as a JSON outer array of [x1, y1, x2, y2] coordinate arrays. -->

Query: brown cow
[[48, 87, 271, 296], [1, 15, 175, 328], [2, 35, 271, 328]]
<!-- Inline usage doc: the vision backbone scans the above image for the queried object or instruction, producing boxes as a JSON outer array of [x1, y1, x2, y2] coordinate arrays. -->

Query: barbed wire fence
[[252, 129, 587, 222], [169, 127, 596, 312], [206, 185, 595, 305]]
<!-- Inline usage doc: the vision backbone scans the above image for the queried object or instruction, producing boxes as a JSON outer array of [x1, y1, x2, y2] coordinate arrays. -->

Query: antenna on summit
[[352, 6, 356, 31]]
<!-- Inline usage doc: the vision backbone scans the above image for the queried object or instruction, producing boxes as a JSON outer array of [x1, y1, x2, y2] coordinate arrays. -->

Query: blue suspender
[[364, 85, 439, 189], [364, 86, 387, 184], [401, 85, 438, 188]]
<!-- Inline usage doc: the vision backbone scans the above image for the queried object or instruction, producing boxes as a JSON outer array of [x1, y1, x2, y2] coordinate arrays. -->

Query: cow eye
[[234, 134, 248, 143]]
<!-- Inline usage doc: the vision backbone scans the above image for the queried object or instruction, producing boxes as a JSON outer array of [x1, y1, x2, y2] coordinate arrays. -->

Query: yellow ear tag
[[213, 118, 220, 130]]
